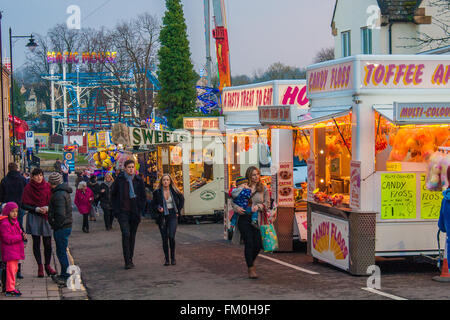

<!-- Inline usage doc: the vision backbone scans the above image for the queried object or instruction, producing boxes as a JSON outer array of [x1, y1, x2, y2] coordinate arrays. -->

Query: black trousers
[[102, 206, 114, 229], [118, 212, 140, 265], [82, 214, 89, 231], [32, 235, 52, 265], [237, 214, 262, 268], [158, 211, 178, 261]]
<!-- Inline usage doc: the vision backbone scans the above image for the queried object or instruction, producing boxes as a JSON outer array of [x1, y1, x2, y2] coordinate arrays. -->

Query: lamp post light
[[9, 28, 38, 162]]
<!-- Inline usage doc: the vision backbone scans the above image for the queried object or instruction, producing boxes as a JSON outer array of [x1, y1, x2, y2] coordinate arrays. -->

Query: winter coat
[[88, 182, 101, 205], [0, 171, 27, 206], [99, 182, 113, 210], [0, 217, 25, 262], [438, 189, 450, 233], [152, 187, 184, 224], [74, 188, 94, 215], [111, 172, 146, 217], [48, 183, 73, 231]]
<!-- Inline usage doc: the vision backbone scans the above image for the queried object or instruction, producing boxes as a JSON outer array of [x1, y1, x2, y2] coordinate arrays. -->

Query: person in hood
[[438, 166, 450, 263], [0, 202, 27, 297], [0, 163, 27, 280], [74, 181, 94, 233], [47, 172, 73, 287], [21, 168, 57, 278]]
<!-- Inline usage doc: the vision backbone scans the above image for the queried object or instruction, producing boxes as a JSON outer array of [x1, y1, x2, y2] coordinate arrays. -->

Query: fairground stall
[[303, 55, 450, 275], [222, 80, 310, 249]]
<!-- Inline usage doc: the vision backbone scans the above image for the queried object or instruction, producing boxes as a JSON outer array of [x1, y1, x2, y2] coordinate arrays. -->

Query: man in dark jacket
[[47, 172, 73, 286], [0, 163, 27, 231], [111, 160, 146, 269]]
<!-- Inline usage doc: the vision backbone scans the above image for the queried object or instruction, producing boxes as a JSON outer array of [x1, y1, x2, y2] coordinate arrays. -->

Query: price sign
[[420, 174, 443, 219], [381, 173, 416, 219]]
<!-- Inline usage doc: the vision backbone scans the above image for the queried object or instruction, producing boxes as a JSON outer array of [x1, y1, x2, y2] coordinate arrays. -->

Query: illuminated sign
[[394, 102, 450, 123], [47, 51, 117, 64]]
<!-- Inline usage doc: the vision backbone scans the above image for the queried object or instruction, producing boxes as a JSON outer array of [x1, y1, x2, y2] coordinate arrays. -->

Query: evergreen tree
[[157, 0, 197, 128]]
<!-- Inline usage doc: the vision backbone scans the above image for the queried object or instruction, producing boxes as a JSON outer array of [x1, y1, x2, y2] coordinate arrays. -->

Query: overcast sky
[[1, 0, 335, 76]]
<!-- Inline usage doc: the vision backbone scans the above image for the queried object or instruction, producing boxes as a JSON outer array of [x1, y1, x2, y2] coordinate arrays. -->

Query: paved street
[[68, 207, 450, 300]]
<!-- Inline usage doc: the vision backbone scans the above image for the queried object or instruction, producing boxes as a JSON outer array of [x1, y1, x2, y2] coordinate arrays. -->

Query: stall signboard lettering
[[222, 85, 273, 111], [386, 162, 402, 171], [259, 106, 291, 123], [394, 102, 450, 123], [87, 133, 97, 148], [381, 173, 417, 219], [420, 174, 443, 219], [130, 127, 189, 146], [183, 117, 224, 131], [277, 84, 310, 107], [307, 62, 354, 94], [311, 212, 349, 271], [278, 162, 294, 207], [307, 159, 316, 202], [350, 161, 361, 210], [361, 61, 450, 89]]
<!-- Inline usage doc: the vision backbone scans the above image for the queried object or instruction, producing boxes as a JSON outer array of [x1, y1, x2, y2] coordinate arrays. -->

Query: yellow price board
[[381, 173, 416, 219], [420, 174, 443, 220], [386, 162, 402, 172]]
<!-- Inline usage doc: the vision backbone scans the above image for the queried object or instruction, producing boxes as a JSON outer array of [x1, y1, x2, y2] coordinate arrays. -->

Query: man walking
[[47, 172, 73, 286], [111, 160, 146, 269]]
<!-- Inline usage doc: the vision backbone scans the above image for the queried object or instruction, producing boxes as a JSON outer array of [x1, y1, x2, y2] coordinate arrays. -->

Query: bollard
[[433, 236, 450, 282]]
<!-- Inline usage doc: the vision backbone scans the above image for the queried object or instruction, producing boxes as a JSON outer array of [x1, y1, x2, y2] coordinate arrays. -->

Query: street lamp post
[[0, 12, 6, 177], [9, 28, 38, 162]]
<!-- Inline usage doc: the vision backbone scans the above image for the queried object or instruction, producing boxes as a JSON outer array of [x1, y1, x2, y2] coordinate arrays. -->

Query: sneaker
[[51, 275, 68, 286], [124, 263, 133, 270], [5, 290, 21, 297]]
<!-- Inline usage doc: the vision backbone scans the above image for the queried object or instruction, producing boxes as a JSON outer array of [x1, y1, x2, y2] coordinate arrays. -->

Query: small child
[[0, 202, 26, 297], [228, 176, 258, 241]]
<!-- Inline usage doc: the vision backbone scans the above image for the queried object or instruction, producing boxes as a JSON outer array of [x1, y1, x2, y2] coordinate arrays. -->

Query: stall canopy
[[292, 106, 352, 127], [373, 105, 394, 123]]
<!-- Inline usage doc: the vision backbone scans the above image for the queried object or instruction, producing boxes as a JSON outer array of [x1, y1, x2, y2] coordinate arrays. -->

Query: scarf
[[104, 181, 113, 188], [162, 187, 178, 216], [22, 179, 52, 208], [124, 172, 136, 199]]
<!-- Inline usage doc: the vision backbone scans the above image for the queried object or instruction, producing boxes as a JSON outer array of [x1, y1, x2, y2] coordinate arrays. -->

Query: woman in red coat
[[74, 181, 94, 233]]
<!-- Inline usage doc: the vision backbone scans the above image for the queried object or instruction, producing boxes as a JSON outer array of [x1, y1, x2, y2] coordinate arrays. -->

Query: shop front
[[303, 55, 450, 275]]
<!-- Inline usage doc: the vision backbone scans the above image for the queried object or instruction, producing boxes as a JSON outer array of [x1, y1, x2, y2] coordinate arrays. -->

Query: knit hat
[[2, 202, 18, 217], [48, 172, 63, 186], [235, 176, 247, 187]]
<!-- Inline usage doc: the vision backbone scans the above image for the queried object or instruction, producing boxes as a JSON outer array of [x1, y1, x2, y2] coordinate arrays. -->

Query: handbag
[[259, 205, 279, 253]]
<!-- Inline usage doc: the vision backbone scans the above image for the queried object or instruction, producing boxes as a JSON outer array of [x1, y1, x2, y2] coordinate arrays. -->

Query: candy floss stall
[[304, 55, 450, 275]]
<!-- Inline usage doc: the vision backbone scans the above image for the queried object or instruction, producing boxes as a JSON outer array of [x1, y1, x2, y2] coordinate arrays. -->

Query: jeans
[[158, 210, 178, 261], [102, 206, 114, 229], [53, 228, 72, 279], [238, 215, 262, 268], [118, 212, 140, 265], [63, 173, 69, 183], [82, 214, 89, 231]]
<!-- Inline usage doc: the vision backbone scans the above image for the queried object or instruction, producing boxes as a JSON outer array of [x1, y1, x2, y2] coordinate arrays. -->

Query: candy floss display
[[303, 55, 450, 275]]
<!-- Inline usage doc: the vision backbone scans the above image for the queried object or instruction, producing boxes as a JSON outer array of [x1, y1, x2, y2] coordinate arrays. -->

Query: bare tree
[[253, 62, 306, 82], [414, 0, 450, 49], [313, 47, 335, 63]]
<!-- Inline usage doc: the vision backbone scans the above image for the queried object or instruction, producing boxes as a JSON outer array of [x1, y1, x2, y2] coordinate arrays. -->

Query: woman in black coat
[[152, 174, 184, 266], [99, 173, 114, 230]]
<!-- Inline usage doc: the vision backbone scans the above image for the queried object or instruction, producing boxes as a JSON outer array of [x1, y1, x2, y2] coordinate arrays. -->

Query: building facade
[[1, 66, 13, 179], [332, 0, 449, 58]]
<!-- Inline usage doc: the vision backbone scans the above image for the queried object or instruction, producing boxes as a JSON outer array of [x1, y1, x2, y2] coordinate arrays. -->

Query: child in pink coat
[[74, 181, 94, 233], [0, 202, 26, 297]]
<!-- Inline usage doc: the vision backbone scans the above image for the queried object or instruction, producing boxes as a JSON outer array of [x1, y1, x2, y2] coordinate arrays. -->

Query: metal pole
[[9, 28, 16, 163], [51, 66, 55, 135], [204, 0, 212, 87], [0, 12, 6, 177]]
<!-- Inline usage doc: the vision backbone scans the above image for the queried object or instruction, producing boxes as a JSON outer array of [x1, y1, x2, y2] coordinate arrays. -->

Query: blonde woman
[[152, 174, 184, 266], [99, 173, 115, 231]]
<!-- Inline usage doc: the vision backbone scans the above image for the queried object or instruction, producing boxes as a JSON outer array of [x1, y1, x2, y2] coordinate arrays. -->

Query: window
[[341, 31, 351, 57], [361, 27, 372, 54]]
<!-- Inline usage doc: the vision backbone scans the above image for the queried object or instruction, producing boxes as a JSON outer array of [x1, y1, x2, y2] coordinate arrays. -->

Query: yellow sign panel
[[381, 173, 416, 219], [87, 133, 97, 148], [420, 174, 443, 220], [386, 162, 402, 172]]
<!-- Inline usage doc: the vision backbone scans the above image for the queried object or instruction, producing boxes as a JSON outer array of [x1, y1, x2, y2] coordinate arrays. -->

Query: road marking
[[361, 287, 407, 300], [259, 254, 319, 275]]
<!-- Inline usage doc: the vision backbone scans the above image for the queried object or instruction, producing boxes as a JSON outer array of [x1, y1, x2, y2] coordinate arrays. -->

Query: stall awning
[[224, 124, 265, 131], [292, 106, 352, 127], [373, 105, 394, 123]]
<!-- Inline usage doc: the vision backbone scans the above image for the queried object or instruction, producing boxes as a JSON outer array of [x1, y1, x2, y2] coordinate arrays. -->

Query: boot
[[45, 264, 57, 276], [248, 266, 258, 279], [16, 263, 23, 279], [37, 264, 44, 278]]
